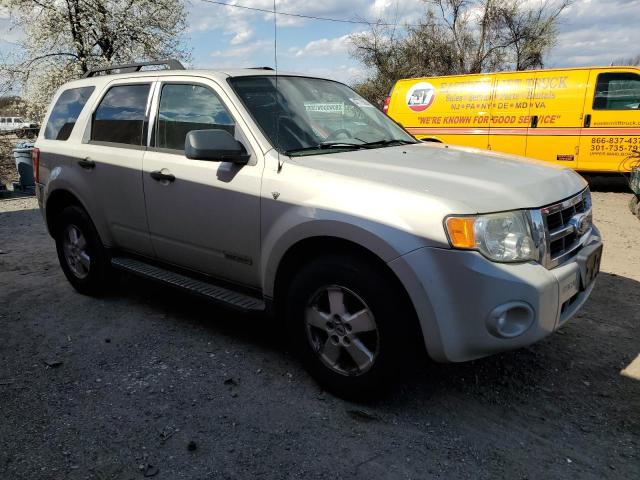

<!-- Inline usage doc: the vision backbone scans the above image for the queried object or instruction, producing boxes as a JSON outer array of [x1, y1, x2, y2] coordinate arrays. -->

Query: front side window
[[155, 83, 235, 151], [229, 76, 416, 156], [44, 86, 95, 140], [92, 84, 151, 146], [593, 72, 640, 110]]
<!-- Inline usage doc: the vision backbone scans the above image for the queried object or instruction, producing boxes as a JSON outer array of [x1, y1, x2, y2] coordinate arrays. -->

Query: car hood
[[291, 142, 586, 214]]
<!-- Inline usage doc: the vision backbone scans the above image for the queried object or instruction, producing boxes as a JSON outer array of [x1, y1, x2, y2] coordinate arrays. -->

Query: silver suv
[[34, 60, 603, 397]]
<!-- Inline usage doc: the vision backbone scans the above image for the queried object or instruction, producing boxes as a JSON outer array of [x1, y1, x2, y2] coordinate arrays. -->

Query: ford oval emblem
[[569, 213, 591, 236]]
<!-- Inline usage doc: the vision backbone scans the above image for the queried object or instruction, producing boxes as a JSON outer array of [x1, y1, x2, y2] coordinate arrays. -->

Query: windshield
[[229, 76, 416, 156]]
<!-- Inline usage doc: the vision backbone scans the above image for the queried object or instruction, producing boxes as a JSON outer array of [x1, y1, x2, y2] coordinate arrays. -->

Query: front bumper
[[388, 227, 602, 363]]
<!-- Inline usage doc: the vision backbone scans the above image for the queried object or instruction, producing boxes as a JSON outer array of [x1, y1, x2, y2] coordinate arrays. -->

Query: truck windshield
[[229, 76, 417, 156]]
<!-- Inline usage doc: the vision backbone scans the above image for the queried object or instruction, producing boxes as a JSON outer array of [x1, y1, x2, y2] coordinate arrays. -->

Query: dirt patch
[[0, 191, 638, 479]]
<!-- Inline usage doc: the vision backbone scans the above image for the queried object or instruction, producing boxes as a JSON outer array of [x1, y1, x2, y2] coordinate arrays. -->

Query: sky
[[186, 0, 640, 82], [1, 0, 640, 85]]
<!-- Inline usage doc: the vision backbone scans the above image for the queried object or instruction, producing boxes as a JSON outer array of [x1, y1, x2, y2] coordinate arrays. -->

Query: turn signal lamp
[[445, 217, 476, 249]]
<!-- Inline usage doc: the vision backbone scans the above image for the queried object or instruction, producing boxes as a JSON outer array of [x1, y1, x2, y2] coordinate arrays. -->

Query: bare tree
[[349, 24, 412, 106], [496, 0, 570, 70], [0, 0, 190, 117], [350, 0, 571, 105], [612, 54, 640, 66]]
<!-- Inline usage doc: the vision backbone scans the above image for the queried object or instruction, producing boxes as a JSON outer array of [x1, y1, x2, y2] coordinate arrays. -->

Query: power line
[[198, 0, 420, 27]]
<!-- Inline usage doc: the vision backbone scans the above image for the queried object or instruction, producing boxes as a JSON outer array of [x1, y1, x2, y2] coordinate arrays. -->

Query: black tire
[[54, 205, 111, 295], [285, 253, 418, 399]]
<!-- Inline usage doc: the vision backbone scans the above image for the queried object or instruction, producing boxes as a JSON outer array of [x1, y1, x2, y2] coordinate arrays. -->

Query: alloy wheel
[[304, 285, 380, 376], [62, 224, 91, 279]]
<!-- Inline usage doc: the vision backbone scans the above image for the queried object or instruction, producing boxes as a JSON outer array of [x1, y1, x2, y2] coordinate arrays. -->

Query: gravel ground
[[1, 190, 639, 480]]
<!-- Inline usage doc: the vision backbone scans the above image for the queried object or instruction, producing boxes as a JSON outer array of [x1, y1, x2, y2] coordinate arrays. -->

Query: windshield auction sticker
[[406, 82, 436, 112], [304, 102, 344, 114]]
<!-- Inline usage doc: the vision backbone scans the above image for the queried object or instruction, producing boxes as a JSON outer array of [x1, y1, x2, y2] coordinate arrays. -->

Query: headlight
[[445, 211, 537, 262]]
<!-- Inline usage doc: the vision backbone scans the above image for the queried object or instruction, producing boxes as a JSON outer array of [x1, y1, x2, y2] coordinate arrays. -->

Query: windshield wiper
[[359, 139, 418, 148], [284, 142, 366, 156]]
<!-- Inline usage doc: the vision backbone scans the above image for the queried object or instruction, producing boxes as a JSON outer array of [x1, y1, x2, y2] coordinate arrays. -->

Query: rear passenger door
[[80, 79, 156, 256], [142, 79, 262, 288], [488, 73, 533, 157]]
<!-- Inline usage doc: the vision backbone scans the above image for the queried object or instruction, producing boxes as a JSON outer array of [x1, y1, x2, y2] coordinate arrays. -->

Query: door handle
[[584, 114, 591, 128], [77, 158, 95, 169], [530, 115, 539, 128], [150, 170, 175, 182]]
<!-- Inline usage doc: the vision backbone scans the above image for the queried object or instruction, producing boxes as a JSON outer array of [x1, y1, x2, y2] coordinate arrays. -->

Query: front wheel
[[285, 254, 418, 398], [54, 205, 111, 295]]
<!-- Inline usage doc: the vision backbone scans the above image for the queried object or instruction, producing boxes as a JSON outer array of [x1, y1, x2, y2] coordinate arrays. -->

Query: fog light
[[486, 302, 534, 338]]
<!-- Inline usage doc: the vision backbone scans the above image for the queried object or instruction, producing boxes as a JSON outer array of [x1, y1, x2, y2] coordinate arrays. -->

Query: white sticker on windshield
[[304, 102, 344, 114], [350, 97, 374, 108]]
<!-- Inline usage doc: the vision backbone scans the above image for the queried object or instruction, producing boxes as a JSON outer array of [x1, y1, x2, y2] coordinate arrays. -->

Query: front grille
[[539, 189, 592, 268]]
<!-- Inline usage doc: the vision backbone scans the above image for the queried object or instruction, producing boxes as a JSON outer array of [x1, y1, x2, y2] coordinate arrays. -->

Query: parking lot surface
[[1, 192, 639, 479]]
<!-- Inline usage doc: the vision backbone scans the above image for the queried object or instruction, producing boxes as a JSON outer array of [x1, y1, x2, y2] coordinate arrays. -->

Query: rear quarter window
[[44, 86, 95, 140]]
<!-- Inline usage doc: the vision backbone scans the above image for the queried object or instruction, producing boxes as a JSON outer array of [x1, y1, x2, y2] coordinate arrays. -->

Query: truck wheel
[[54, 205, 111, 295], [285, 254, 416, 398]]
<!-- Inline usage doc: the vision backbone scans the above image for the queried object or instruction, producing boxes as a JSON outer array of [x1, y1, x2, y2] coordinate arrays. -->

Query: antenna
[[274, 0, 283, 173]]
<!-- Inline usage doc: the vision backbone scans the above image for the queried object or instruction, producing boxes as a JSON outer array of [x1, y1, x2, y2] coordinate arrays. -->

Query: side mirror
[[185, 129, 250, 165]]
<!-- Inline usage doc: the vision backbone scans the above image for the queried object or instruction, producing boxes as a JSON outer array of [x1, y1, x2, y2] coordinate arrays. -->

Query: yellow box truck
[[385, 66, 640, 173]]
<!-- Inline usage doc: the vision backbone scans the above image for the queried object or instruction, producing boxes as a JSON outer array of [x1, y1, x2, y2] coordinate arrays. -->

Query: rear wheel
[[285, 253, 417, 398], [54, 205, 111, 295]]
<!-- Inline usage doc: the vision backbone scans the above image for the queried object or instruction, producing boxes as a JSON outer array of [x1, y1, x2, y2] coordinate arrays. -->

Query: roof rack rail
[[249, 67, 275, 70], [83, 59, 185, 78]]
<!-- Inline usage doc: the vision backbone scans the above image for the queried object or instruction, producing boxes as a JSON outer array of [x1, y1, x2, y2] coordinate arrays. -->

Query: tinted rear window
[[44, 86, 95, 140], [91, 84, 151, 146]]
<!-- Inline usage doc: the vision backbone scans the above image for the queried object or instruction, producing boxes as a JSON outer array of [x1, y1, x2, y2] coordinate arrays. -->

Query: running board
[[111, 256, 265, 312]]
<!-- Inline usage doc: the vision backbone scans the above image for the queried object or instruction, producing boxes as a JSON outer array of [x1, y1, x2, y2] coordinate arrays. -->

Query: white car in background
[[0, 116, 39, 137]]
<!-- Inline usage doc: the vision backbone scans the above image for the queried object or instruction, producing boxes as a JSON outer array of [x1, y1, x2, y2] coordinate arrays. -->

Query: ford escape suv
[[34, 60, 603, 397]]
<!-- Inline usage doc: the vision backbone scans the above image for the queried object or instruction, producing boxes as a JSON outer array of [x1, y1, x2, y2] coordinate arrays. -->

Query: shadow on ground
[[584, 174, 633, 193], [118, 268, 640, 410]]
